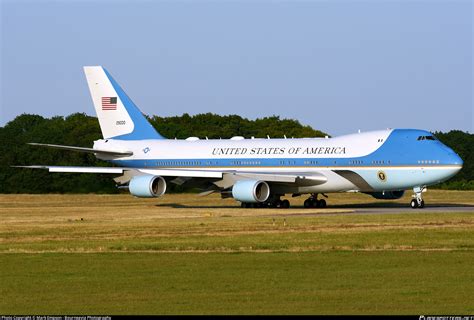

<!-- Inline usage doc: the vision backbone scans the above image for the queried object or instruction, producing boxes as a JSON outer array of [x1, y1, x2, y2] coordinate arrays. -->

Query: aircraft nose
[[444, 151, 463, 181], [432, 142, 463, 182], [448, 152, 463, 168]]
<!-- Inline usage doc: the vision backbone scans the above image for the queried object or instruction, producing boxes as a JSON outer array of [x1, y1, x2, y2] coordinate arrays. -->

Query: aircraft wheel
[[419, 200, 425, 208], [267, 201, 276, 208], [304, 199, 312, 208], [281, 199, 290, 209], [318, 199, 327, 208], [410, 199, 418, 209]]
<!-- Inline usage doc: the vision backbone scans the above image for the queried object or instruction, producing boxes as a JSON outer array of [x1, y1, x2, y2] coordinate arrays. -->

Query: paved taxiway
[[267, 205, 474, 217], [348, 206, 474, 215]]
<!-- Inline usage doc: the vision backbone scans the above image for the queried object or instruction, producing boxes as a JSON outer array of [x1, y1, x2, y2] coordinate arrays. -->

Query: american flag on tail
[[102, 97, 117, 110]]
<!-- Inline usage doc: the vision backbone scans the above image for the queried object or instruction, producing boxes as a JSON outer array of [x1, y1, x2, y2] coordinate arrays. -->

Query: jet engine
[[129, 175, 167, 198], [232, 180, 270, 203], [368, 190, 405, 200]]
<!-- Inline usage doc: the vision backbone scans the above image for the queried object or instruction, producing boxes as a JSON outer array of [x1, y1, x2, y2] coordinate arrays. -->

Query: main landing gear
[[241, 195, 290, 209], [410, 186, 426, 209], [240, 194, 329, 209], [304, 193, 327, 208], [269, 199, 290, 208]]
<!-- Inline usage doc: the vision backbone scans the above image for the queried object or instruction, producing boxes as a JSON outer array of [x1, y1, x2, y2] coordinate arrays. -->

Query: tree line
[[0, 113, 472, 193]]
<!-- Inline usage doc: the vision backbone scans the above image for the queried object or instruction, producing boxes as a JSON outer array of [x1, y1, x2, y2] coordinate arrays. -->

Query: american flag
[[102, 97, 117, 110]]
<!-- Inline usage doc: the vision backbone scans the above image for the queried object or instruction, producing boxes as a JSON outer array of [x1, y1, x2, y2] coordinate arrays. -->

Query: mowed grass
[[1, 191, 473, 314], [2, 252, 473, 314]]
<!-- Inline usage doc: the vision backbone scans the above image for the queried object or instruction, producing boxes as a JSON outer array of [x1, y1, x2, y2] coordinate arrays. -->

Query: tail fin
[[83, 66, 164, 140]]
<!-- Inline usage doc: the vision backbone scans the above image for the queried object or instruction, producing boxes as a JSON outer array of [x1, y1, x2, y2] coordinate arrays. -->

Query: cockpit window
[[417, 135, 436, 141]]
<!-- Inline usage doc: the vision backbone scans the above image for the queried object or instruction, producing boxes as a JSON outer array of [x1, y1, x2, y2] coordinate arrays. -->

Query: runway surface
[[270, 205, 474, 217], [157, 202, 474, 216], [347, 205, 474, 214]]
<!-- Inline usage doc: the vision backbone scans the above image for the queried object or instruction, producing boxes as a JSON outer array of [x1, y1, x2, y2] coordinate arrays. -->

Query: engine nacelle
[[369, 190, 405, 200], [232, 180, 270, 203], [129, 175, 167, 198]]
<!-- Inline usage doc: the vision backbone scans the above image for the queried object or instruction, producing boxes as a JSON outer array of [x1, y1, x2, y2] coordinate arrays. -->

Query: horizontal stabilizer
[[28, 143, 133, 157]]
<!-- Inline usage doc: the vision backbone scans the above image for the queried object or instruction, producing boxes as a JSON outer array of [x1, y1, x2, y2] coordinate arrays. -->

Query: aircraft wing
[[15, 166, 327, 185], [14, 166, 222, 177], [14, 165, 126, 174], [233, 171, 326, 184]]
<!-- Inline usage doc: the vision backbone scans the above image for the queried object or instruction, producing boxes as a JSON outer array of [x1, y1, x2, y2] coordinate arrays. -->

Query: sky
[[1, 0, 472, 136]]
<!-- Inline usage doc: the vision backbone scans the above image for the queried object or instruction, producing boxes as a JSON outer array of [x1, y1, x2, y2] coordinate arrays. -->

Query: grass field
[[1, 190, 473, 314]]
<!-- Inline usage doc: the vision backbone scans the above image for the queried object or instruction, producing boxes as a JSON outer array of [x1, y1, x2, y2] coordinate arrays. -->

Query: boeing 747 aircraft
[[20, 66, 463, 209]]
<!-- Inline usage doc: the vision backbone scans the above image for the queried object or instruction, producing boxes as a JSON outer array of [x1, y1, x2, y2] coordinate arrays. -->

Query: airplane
[[19, 66, 464, 209]]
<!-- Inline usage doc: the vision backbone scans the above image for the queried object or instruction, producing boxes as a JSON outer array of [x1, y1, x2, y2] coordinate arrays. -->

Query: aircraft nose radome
[[438, 152, 463, 183], [449, 152, 463, 167], [446, 152, 463, 180]]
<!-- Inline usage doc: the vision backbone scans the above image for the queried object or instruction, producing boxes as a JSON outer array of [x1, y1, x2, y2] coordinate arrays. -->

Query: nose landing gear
[[410, 187, 426, 209]]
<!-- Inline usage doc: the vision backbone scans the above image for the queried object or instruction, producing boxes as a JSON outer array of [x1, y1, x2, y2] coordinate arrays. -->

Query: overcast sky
[[1, 0, 472, 136]]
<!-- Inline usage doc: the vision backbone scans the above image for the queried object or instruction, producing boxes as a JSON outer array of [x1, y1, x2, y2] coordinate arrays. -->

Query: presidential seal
[[377, 171, 387, 182]]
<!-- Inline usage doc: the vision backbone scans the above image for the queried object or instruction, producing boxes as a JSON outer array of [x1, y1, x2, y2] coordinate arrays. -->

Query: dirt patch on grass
[[1, 246, 468, 254]]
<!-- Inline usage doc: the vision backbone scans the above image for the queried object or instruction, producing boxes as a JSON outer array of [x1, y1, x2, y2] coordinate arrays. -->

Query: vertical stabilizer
[[84, 66, 164, 140]]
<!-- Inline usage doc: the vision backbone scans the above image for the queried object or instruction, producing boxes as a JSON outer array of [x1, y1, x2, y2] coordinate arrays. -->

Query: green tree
[[1, 113, 471, 193], [433, 130, 474, 190], [1, 113, 328, 193]]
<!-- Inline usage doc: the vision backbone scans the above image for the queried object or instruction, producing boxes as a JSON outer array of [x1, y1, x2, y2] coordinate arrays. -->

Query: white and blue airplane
[[22, 66, 463, 209]]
